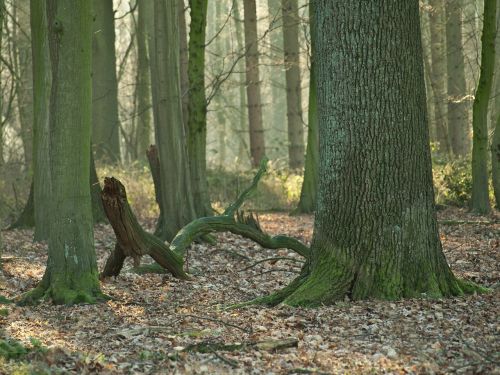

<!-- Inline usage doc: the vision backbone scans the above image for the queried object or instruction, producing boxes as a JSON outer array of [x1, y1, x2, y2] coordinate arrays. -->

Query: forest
[[0, 0, 498, 373]]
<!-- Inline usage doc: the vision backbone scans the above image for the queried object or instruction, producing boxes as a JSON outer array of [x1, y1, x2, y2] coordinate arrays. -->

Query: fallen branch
[[184, 338, 298, 353]]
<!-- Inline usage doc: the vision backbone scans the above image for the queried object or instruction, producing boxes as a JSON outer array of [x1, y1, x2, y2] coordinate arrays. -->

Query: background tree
[[21, 0, 104, 304], [243, 0, 266, 167], [151, 0, 197, 241], [282, 0, 304, 169], [470, 0, 497, 214], [92, 0, 121, 163], [273, 0, 474, 306]]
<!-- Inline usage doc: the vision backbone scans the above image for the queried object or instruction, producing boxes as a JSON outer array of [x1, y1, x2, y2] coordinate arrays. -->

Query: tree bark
[[151, 0, 197, 242], [92, 0, 121, 163], [446, 0, 470, 156], [282, 0, 304, 169], [277, 1, 471, 307], [471, 0, 497, 214], [493, 113, 500, 208], [179, 0, 189, 134], [243, 0, 266, 167], [187, 0, 211, 217], [20, 0, 104, 305]]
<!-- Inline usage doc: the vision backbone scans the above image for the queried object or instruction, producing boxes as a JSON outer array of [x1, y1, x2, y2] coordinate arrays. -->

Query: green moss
[[457, 278, 490, 294]]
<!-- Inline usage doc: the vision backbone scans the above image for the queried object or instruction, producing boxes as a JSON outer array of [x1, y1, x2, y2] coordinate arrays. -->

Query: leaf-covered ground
[[0, 208, 499, 374]]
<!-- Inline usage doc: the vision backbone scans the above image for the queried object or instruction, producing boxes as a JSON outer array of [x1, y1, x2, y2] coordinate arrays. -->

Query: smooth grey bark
[[92, 0, 121, 163], [280, 1, 466, 306], [446, 0, 470, 156], [282, 0, 304, 169], [151, 0, 197, 241], [30, 0, 51, 241], [243, 0, 266, 167]]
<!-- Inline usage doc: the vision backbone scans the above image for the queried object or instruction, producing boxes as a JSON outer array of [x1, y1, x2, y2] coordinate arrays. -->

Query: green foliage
[[433, 158, 472, 206], [0, 339, 28, 360]]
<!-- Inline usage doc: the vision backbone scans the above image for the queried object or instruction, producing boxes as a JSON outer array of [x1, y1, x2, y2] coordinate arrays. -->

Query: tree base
[[17, 282, 108, 306]]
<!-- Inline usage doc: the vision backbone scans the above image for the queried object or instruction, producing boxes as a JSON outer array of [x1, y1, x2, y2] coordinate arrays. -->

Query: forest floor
[[0, 208, 499, 374]]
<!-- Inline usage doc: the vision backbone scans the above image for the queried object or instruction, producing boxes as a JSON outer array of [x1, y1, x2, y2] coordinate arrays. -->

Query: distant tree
[[243, 0, 266, 167], [150, 0, 197, 241], [282, 0, 304, 169], [21, 0, 104, 305], [187, 0, 212, 217], [294, 2, 318, 214], [446, 0, 470, 156], [92, 0, 121, 162], [271, 1, 477, 306], [471, 0, 497, 214]]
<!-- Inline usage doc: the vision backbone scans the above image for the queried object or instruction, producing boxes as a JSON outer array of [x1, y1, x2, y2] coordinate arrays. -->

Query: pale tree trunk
[[151, 0, 197, 241], [294, 1, 317, 214], [187, 0, 211, 217], [282, 0, 304, 169], [214, 0, 227, 168], [276, 1, 470, 307], [92, 0, 121, 163], [429, 0, 451, 155], [471, 0, 497, 214], [0, 0, 4, 266], [446, 0, 470, 156], [21, 0, 104, 305], [15, 0, 33, 170], [135, 0, 152, 160], [31, 0, 52, 242], [243, 0, 266, 167]]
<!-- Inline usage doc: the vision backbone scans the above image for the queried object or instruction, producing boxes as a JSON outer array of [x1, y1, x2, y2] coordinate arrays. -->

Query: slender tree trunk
[[0, 0, 3, 266], [151, 0, 197, 241], [471, 0, 497, 214], [135, 0, 152, 160], [282, 0, 304, 169], [243, 0, 266, 167], [31, 0, 52, 242], [92, 0, 121, 163], [179, 0, 189, 134], [295, 2, 318, 214], [493, 113, 500, 208], [279, 1, 467, 307], [187, 0, 211, 217], [429, 0, 451, 155], [446, 0, 470, 156], [15, 0, 33, 171], [21, 0, 104, 305]]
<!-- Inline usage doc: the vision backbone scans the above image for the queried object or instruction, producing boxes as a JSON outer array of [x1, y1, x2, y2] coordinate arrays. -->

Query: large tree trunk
[[277, 1, 470, 307], [151, 0, 197, 242], [282, 0, 304, 169], [20, 0, 104, 305], [135, 0, 152, 160], [179, 0, 189, 134], [92, 0, 121, 163], [429, 0, 451, 155], [446, 0, 470, 157], [31, 0, 52, 242], [243, 0, 266, 167], [294, 2, 318, 214], [187, 0, 211, 217], [15, 0, 33, 171], [471, 0, 497, 214]]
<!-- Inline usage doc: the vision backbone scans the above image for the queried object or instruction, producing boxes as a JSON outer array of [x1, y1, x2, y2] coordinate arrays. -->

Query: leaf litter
[[0, 207, 498, 374]]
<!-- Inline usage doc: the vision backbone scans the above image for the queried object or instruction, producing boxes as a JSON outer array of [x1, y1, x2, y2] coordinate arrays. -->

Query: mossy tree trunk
[[135, 0, 152, 160], [92, 0, 121, 163], [471, 0, 497, 214], [179, 0, 189, 135], [187, 0, 211, 217], [282, 0, 304, 169], [446, 0, 470, 157], [151, 0, 197, 242], [243, 0, 266, 167], [294, 2, 318, 215], [278, 1, 468, 307], [20, 0, 104, 305], [31, 0, 52, 241]]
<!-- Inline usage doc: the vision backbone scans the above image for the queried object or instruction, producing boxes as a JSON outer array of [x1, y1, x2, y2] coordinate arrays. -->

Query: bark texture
[[282, 0, 304, 169], [243, 0, 266, 167], [471, 0, 497, 214], [187, 0, 211, 217], [20, 0, 104, 305], [92, 0, 121, 162], [280, 1, 468, 306], [446, 0, 470, 156]]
